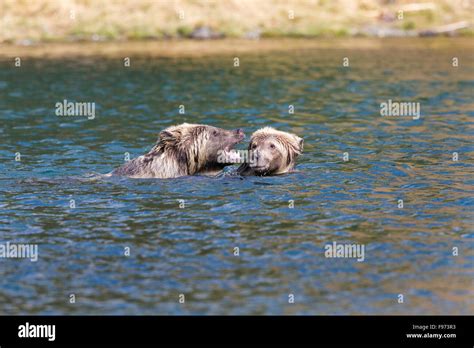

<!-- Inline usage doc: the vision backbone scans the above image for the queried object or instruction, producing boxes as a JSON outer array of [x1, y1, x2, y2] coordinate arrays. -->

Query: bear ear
[[297, 138, 304, 153], [292, 135, 303, 154], [159, 129, 179, 145]]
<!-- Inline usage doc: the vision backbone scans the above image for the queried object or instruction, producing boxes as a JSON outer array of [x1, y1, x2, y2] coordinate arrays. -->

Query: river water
[[0, 39, 472, 314]]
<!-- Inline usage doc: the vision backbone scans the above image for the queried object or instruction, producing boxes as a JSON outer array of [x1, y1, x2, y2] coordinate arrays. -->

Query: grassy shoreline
[[2, 0, 472, 44]]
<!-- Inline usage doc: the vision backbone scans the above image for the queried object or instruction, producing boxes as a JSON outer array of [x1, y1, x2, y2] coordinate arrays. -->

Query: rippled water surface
[[0, 39, 473, 314]]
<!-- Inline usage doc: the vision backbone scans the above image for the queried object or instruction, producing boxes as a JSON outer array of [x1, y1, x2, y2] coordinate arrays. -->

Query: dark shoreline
[[0, 37, 472, 59]]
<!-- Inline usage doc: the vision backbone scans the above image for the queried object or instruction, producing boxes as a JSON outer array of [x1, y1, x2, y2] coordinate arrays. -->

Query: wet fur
[[112, 123, 235, 178], [237, 127, 303, 176]]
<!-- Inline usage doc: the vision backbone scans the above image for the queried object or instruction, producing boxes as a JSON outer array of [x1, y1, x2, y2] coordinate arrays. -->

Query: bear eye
[[270, 143, 276, 149], [212, 130, 218, 136], [251, 144, 257, 149]]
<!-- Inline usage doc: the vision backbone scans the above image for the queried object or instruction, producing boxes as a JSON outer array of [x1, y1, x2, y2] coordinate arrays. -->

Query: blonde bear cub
[[237, 127, 303, 176]]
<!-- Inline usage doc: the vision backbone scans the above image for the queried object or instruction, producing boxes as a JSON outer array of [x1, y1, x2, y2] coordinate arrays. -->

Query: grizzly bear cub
[[111, 123, 245, 178], [237, 127, 303, 176]]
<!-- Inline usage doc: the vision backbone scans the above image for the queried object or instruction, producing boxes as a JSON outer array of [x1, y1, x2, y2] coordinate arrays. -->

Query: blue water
[[0, 39, 473, 314]]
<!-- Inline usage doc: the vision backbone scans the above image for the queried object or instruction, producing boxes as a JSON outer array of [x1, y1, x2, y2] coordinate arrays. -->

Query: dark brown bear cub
[[112, 123, 244, 178]]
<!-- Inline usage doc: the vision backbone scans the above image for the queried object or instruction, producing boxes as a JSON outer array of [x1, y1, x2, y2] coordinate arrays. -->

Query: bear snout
[[234, 128, 245, 140]]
